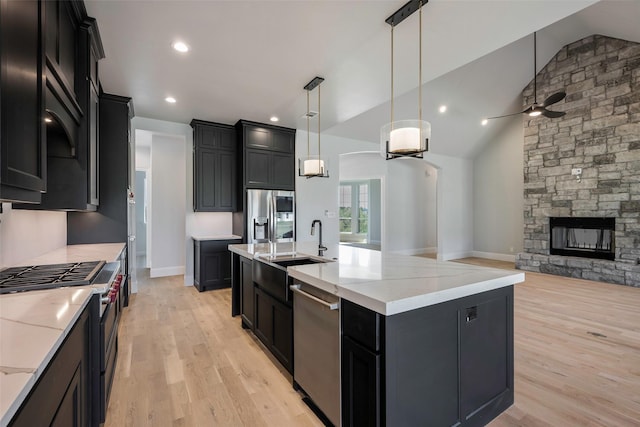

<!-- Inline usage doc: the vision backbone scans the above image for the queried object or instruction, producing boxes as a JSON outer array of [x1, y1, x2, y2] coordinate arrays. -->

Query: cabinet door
[[272, 130, 294, 153], [341, 336, 381, 427], [50, 366, 82, 427], [245, 149, 271, 188], [0, 0, 46, 202], [245, 126, 272, 150], [254, 287, 273, 347], [88, 85, 99, 206], [459, 295, 511, 419], [271, 297, 292, 373], [240, 257, 255, 329], [271, 153, 294, 190], [217, 150, 236, 211], [194, 147, 217, 211], [201, 251, 228, 290]]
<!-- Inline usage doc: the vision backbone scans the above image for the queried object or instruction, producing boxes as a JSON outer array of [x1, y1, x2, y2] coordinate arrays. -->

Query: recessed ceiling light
[[270, 116, 279, 122], [172, 41, 189, 53], [439, 105, 447, 113], [165, 97, 177, 104], [44, 118, 52, 123], [481, 119, 488, 126]]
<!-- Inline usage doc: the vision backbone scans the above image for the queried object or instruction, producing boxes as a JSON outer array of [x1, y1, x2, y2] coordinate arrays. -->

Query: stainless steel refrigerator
[[246, 189, 295, 243]]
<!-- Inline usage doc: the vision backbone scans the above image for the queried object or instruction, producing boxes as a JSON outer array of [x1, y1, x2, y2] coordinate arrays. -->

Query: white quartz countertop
[[0, 288, 94, 425], [15, 242, 126, 266], [192, 235, 242, 242], [229, 243, 525, 315]]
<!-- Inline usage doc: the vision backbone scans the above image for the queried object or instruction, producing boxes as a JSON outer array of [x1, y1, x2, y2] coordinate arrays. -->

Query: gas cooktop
[[0, 260, 106, 294]]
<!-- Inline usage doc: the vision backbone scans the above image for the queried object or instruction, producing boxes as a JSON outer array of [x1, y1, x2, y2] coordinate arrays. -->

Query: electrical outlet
[[571, 168, 582, 176], [324, 210, 336, 218], [509, 247, 514, 253]]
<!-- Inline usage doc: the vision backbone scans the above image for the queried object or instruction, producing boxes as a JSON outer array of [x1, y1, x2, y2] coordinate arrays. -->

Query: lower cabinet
[[239, 255, 255, 329], [254, 286, 293, 374], [341, 286, 514, 427], [10, 295, 99, 427], [194, 239, 241, 292]]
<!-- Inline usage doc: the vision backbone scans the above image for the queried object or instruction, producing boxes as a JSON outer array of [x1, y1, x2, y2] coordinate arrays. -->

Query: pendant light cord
[[306, 88, 310, 160], [390, 25, 394, 131], [533, 32, 537, 105], [318, 83, 321, 170], [419, 0, 423, 143]]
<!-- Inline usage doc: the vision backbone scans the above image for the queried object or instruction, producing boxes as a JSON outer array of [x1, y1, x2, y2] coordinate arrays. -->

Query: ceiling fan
[[486, 32, 566, 121]]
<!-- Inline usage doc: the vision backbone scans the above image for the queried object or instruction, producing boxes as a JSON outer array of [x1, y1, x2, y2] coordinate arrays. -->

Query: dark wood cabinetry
[[0, 0, 47, 203], [191, 120, 236, 212], [235, 120, 295, 191], [194, 239, 241, 292], [9, 295, 99, 427], [254, 285, 293, 373], [239, 255, 255, 329], [341, 287, 514, 427], [67, 93, 132, 244]]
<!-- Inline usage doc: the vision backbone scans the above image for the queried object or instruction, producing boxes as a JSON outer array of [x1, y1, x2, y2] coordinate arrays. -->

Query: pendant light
[[299, 76, 329, 178], [380, 0, 430, 160]]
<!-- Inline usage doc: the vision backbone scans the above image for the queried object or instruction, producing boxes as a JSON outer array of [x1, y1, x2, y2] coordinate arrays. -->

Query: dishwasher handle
[[290, 284, 339, 310]]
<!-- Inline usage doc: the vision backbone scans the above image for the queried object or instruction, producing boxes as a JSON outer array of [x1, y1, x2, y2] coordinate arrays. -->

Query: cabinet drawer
[[341, 300, 382, 352]]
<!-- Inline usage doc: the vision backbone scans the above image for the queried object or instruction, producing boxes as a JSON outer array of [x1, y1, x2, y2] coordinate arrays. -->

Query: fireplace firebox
[[550, 217, 615, 260]]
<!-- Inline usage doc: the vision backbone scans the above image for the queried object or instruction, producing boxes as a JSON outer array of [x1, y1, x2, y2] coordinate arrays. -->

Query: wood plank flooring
[[106, 259, 640, 426]]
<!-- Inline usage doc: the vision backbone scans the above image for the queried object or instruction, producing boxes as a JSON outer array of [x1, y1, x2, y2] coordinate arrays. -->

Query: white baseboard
[[184, 275, 194, 286], [471, 251, 516, 262], [440, 251, 474, 261], [391, 247, 436, 256], [150, 266, 185, 278]]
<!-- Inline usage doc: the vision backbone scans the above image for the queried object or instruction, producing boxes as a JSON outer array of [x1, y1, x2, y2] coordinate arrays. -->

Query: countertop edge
[[0, 290, 95, 426], [193, 235, 242, 242]]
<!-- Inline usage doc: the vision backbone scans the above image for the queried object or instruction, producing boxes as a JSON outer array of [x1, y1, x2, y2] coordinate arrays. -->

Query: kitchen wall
[[0, 205, 67, 268], [339, 152, 438, 254], [297, 132, 474, 260], [132, 117, 233, 285], [473, 115, 524, 261]]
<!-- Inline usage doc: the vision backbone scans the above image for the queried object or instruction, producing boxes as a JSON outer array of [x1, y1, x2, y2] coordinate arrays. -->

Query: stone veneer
[[515, 35, 640, 287]]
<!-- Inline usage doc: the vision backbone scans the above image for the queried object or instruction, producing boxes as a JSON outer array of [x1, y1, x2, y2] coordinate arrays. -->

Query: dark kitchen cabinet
[[194, 238, 241, 292], [236, 120, 295, 191], [0, 0, 47, 203], [9, 295, 99, 427], [239, 255, 255, 329], [254, 285, 293, 373], [67, 93, 133, 244], [15, 2, 105, 211], [341, 286, 514, 427], [191, 120, 236, 212]]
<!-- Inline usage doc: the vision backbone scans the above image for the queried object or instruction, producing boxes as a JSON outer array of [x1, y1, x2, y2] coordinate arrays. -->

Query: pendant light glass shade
[[380, 119, 430, 158], [298, 76, 329, 179]]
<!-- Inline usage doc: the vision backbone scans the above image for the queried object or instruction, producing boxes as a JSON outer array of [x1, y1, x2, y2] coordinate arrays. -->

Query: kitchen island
[[229, 242, 525, 426]]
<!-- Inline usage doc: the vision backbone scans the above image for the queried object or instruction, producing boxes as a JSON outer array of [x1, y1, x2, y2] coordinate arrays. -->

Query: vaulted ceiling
[[86, 0, 640, 158]]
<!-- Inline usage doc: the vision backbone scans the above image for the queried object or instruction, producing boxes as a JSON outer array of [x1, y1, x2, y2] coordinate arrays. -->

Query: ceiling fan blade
[[486, 111, 524, 120], [543, 91, 566, 107], [542, 109, 566, 118]]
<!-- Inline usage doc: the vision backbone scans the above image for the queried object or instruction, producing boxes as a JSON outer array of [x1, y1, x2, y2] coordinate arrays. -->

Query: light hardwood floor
[[106, 259, 640, 426]]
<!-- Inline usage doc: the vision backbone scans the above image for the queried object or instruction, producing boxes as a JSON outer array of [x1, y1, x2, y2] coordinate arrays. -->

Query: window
[[339, 181, 369, 241]]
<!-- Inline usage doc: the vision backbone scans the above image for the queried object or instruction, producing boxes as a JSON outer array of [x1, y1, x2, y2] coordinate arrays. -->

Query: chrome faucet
[[311, 219, 328, 256]]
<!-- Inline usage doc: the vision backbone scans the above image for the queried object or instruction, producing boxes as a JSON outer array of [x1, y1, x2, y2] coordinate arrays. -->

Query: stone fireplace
[[515, 35, 640, 287]]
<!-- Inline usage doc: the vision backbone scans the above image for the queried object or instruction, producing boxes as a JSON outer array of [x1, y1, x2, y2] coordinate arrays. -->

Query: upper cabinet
[[10, 0, 105, 210], [236, 120, 296, 191], [0, 0, 47, 203], [191, 120, 237, 212]]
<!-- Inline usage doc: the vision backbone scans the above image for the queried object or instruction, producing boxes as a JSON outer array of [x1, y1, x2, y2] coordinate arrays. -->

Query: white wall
[[295, 132, 374, 247], [339, 152, 439, 255], [0, 204, 67, 268], [132, 117, 233, 285], [473, 116, 524, 261], [149, 134, 186, 277]]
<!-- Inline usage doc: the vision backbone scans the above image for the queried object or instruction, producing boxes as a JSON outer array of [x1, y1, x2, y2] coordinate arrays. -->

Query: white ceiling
[[85, 0, 640, 158]]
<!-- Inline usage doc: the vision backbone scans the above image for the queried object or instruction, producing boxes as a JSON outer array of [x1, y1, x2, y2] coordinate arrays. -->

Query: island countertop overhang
[[229, 243, 525, 315]]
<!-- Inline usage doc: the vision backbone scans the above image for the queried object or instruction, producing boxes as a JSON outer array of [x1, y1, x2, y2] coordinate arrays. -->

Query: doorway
[[339, 179, 382, 250], [135, 170, 149, 268]]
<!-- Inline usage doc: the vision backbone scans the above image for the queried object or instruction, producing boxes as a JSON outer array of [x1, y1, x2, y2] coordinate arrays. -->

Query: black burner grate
[[0, 260, 106, 294]]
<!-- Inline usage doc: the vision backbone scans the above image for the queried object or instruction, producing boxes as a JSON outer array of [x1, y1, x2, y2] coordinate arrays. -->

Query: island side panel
[[384, 285, 514, 427]]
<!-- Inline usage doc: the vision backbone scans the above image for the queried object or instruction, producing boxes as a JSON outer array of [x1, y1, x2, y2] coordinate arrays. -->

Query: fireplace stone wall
[[515, 35, 640, 287]]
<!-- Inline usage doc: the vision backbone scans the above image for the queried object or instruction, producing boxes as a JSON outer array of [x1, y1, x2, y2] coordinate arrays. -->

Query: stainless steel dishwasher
[[291, 281, 340, 426]]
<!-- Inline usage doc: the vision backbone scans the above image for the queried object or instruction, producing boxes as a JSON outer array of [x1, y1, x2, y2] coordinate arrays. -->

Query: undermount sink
[[271, 257, 328, 268]]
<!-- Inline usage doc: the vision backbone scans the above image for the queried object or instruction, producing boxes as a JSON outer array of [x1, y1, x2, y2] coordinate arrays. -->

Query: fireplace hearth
[[550, 217, 615, 261]]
